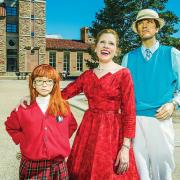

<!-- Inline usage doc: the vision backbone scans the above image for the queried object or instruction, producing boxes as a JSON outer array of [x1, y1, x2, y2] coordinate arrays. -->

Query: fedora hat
[[132, 9, 165, 33]]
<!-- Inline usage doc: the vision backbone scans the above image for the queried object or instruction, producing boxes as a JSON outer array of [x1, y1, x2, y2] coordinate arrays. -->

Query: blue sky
[[46, 0, 180, 40]]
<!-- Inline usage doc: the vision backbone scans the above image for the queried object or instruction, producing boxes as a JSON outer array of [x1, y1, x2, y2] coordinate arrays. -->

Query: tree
[[87, 0, 179, 66]]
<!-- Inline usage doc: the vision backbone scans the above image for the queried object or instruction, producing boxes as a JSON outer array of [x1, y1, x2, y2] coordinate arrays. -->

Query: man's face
[[136, 19, 159, 40]]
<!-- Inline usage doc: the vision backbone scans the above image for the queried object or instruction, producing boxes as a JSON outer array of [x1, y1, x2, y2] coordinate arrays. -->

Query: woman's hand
[[15, 96, 30, 111], [114, 145, 130, 175]]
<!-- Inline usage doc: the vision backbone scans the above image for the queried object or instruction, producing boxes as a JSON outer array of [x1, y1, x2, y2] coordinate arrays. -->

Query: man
[[122, 9, 180, 180]]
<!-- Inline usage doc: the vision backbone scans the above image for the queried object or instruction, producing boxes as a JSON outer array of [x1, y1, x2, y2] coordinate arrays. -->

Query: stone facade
[[0, 16, 6, 73], [33, 1, 46, 65], [18, 0, 46, 72]]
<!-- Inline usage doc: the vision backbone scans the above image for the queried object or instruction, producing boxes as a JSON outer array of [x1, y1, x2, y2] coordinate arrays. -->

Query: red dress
[[62, 69, 139, 180]]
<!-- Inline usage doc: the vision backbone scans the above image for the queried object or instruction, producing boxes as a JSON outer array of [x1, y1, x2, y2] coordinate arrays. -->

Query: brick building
[[0, 1, 92, 77], [46, 36, 91, 76]]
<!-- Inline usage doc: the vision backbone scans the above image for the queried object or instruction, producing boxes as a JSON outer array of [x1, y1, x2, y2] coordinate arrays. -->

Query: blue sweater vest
[[127, 45, 176, 117]]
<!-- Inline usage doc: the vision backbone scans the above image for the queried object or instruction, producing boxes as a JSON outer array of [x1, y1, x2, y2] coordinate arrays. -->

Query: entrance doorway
[[7, 49, 18, 72]]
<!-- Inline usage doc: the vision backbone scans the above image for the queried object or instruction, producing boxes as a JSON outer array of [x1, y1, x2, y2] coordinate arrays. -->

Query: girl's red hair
[[29, 64, 69, 116]]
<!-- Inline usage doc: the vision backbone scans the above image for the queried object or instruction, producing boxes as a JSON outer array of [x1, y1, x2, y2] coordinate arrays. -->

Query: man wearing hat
[[122, 9, 180, 180]]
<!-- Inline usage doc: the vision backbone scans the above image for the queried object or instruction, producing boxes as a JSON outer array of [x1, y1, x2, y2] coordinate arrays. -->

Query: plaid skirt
[[19, 156, 69, 180]]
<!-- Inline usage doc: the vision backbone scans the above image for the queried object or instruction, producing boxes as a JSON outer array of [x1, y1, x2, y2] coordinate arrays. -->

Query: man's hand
[[15, 96, 30, 111], [155, 102, 175, 120]]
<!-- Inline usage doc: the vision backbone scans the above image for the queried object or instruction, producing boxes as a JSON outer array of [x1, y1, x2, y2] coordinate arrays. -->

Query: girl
[[5, 64, 77, 180]]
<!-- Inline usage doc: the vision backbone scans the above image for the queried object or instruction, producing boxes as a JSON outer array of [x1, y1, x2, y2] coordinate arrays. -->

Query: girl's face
[[33, 77, 54, 97], [95, 33, 117, 63]]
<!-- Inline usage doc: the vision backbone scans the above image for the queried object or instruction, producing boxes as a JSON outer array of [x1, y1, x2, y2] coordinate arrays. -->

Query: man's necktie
[[145, 49, 152, 60]]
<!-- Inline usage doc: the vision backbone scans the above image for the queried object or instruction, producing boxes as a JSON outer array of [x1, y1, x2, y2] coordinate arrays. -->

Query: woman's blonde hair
[[95, 29, 120, 47]]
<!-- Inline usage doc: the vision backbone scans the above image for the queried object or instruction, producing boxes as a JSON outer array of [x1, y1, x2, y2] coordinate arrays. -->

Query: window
[[6, 6, 17, 16], [63, 51, 70, 72], [31, 15, 35, 19], [9, 40, 16, 46], [6, 24, 17, 33], [31, 32, 35, 37], [49, 52, 56, 68], [7, 49, 18, 72], [77, 52, 83, 71]]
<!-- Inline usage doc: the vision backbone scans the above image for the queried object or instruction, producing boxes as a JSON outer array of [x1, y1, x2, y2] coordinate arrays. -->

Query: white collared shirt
[[141, 41, 159, 60], [36, 94, 50, 114]]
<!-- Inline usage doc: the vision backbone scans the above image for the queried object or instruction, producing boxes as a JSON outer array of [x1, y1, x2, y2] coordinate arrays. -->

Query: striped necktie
[[145, 49, 152, 60]]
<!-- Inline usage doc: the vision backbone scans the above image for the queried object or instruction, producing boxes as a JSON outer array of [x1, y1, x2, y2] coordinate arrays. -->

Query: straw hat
[[132, 9, 165, 33]]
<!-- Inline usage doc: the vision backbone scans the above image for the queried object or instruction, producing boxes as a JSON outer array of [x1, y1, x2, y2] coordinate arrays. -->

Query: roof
[[46, 38, 89, 51]]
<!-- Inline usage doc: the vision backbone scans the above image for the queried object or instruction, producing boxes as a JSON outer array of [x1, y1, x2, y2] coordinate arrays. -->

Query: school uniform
[[5, 95, 77, 180]]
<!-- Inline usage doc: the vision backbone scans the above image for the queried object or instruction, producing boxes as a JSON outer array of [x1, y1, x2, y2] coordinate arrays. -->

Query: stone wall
[[18, 0, 46, 71], [0, 17, 6, 72], [34, 1, 46, 65], [18, 1, 31, 71]]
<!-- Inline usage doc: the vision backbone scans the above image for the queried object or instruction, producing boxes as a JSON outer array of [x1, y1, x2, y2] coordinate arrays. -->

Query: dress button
[[44, 127, 47, 130]]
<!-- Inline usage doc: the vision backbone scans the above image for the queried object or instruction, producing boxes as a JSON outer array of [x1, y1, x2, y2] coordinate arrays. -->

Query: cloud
[[46, 34, 63, 39]]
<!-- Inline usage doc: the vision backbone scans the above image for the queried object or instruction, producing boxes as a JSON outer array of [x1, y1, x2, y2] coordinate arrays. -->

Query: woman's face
[[95, 33, 117, 63]]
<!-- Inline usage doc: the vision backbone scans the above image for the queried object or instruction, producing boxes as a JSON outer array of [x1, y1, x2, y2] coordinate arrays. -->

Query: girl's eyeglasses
[[34, 79, 54, 86]]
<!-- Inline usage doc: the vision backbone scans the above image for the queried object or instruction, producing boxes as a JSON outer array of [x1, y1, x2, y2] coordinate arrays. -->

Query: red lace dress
[[62, 69, 139, 180]]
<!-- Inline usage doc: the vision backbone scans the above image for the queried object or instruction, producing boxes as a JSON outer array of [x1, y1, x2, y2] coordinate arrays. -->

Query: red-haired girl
[[5, 64, 77, 180]]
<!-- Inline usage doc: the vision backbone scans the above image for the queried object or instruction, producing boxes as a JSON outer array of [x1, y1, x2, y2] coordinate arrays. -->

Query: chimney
[[80, 27, 89, 43]]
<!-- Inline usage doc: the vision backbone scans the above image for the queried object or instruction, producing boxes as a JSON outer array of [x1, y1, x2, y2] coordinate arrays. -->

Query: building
[[0, 0, 46, 75], [0, 1, 92, 77], [46, 36, 91, 77]]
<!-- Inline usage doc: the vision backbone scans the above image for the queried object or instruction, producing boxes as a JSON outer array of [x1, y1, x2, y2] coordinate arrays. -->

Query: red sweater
[[5, 101, 77, 160]]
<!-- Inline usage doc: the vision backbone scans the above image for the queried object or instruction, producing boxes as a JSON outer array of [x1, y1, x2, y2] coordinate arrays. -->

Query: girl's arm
[[5, 110, 23, 145]]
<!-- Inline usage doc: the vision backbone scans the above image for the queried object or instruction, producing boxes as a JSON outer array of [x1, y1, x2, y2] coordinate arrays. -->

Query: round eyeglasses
[[34, 79, 54, 86]]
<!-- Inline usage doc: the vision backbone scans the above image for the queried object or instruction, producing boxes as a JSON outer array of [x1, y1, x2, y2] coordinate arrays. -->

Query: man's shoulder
[[128, 47, 141, 55], [159, 44, 172, 50]]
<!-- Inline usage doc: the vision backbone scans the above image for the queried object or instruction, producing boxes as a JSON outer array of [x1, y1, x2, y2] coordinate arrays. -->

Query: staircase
[[0, 72, 18, 80]]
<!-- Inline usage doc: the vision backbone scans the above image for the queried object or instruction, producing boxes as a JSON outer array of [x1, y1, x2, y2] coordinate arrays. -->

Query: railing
[[15, 72, 29, 80]]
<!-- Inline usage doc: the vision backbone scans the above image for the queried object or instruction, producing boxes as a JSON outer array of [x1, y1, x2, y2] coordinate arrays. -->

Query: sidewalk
[[0, 80, 179, 179]]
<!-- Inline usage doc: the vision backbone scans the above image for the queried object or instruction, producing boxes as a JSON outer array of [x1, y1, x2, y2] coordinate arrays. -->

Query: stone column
[[34, 1, 46, 65], [0, 16, 6, 73], [19, 0, 31, 72]]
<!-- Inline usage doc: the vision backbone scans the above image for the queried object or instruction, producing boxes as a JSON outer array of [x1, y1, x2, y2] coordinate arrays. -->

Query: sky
[[46, 0, 180, 40]]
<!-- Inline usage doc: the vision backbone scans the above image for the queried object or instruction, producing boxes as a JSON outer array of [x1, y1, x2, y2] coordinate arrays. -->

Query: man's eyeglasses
[[34, 79, 54, 86]]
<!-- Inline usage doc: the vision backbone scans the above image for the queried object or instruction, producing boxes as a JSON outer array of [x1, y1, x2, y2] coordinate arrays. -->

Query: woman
[[62, 29, 139, 179]]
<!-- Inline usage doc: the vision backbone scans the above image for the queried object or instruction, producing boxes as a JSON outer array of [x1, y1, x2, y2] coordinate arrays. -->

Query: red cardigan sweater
[[5, 101, 77, 160]]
